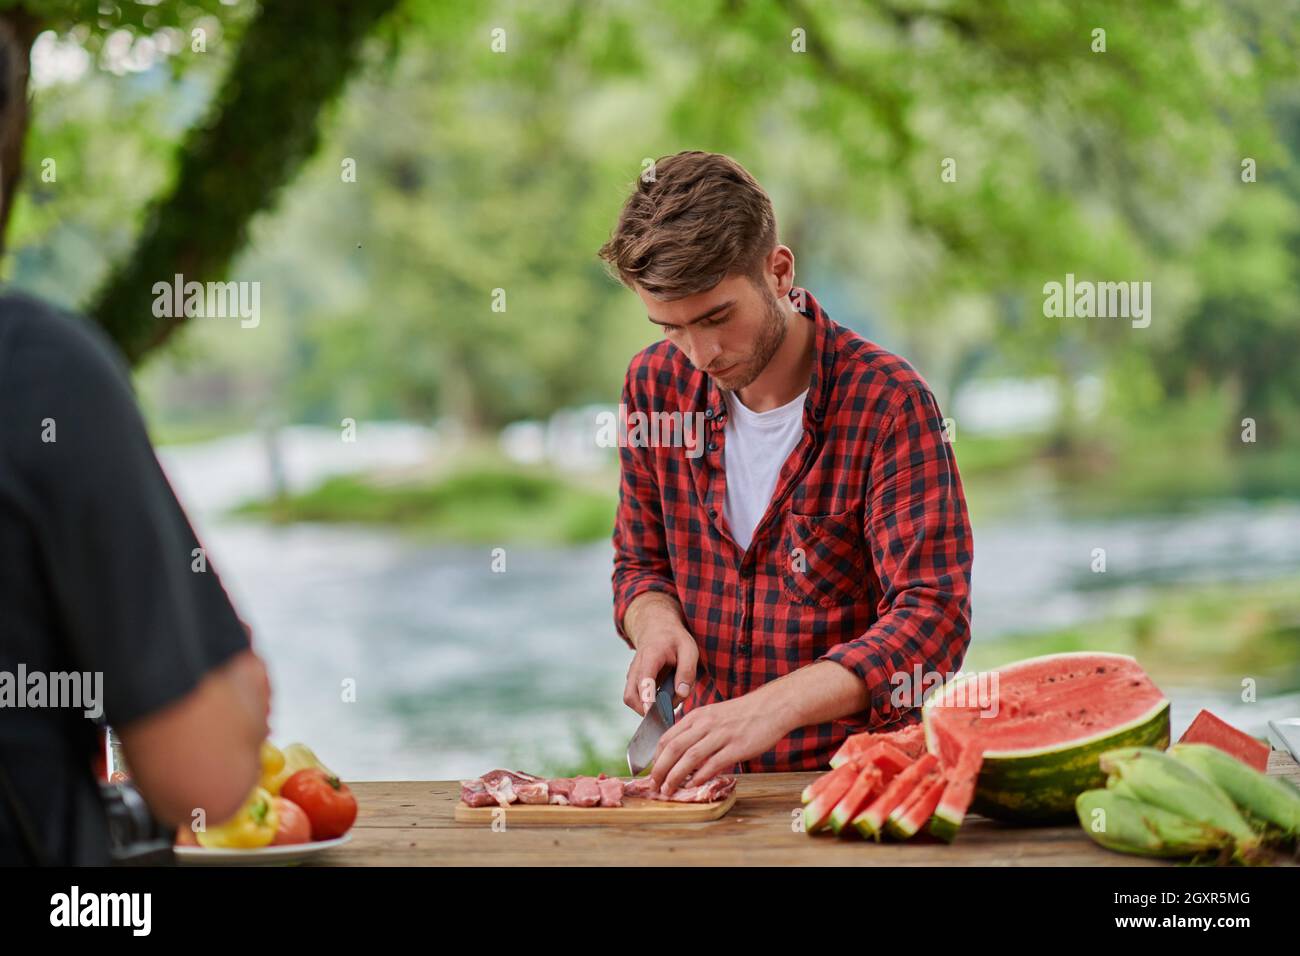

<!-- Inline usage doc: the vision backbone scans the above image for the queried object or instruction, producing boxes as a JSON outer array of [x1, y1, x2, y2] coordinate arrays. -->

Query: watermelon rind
[[922, 652, 1171, 822], [929, 801, 962, 843]]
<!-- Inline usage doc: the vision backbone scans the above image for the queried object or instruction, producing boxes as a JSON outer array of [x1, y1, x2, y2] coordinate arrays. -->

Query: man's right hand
[[622, 592, 698, 715]]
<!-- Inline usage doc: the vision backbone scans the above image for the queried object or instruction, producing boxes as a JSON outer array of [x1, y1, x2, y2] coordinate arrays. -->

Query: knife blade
[[626, 665, 677, 776]]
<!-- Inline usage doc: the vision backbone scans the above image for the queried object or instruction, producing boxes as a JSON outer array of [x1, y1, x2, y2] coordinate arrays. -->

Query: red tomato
[[281, 769, 358, 840], [271, 797, 313, 845]]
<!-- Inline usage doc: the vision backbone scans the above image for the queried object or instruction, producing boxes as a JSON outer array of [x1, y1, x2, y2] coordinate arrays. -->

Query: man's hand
[[622, 591, 697, 714], [649, 694, 788, 794], [647, 661, 872, 793]]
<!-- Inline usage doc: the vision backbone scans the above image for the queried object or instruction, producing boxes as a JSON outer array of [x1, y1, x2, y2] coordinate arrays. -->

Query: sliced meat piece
[[515, 781, 550, 804], [570, 776, 603, 807], [663, 775, 737, 803], [598, 778, 625, 807], [460, 779, 498, 807], [622, 775, 736, 803], [547, 778, 576, 799], [623, 776, 659, 799]]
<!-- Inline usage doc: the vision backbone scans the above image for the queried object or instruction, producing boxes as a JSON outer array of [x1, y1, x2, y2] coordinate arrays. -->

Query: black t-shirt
[[0, 293, 250, 865]]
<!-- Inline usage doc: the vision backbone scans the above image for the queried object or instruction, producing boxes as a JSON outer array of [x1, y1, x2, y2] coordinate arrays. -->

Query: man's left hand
[[649, 693, 788, 794]]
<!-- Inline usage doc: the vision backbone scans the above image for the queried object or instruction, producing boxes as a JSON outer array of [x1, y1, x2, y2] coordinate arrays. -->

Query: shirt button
[[740, 565, 754, 579], [738, 641, 751, 653], [708, 508, 718, 519], [708, 441, 718, 452], [704, 407, 714, 419]]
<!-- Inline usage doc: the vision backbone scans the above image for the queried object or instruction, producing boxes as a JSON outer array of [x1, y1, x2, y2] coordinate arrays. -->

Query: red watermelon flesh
[[867, 742, 914, 779], [852, 753, 938, 839], [805, 741, 910, 804], [1178, 709, 1270, 772], [804, 749, 872, 805], [832, 722, 927, 767], [885, 772, 946, 840], [924, 652, 1166, 756]]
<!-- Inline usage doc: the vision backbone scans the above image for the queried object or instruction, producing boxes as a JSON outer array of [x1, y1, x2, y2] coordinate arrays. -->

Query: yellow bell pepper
[[260, 741, 285, 788], [197, 787, 278, 849], [262, 742, 332, 795]]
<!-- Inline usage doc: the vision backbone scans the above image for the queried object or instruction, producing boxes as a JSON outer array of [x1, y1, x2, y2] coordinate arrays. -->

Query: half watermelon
[[922, 651, 1170, 822]]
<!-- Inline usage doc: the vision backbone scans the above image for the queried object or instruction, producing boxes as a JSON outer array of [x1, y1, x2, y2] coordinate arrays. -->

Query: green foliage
[[88, 0, 401, 362], [5, 0, 1300, 448]]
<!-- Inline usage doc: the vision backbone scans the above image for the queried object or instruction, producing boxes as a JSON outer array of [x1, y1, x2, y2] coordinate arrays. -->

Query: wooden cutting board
[[453, 792, 736, 825]]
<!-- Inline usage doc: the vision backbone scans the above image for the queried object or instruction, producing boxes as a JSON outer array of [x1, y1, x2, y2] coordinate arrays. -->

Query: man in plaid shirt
[[598, 151, 973, 792]]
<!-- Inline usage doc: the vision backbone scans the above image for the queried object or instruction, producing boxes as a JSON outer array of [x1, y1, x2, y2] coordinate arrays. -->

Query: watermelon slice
[[802, 747, 873, 805], [828, 765, 883, 835], [831, 722, 927, 767], [870, 742, 915, 779], [1178, 709, 1270, 773], [804, 741, 910, 802], [852, 753, 939, 840], [929, 745, 985, 842], [885, 772, 946, 840], [922, 652, 1170, 822], [802, 761, 862, 831]]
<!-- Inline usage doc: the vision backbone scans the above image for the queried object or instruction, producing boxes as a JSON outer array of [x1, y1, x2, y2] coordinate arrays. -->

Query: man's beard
[[722, 288, 787, 391]]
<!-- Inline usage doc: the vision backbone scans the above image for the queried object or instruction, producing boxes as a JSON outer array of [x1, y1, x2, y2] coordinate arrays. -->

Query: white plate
[[174, 833, 351, 866]]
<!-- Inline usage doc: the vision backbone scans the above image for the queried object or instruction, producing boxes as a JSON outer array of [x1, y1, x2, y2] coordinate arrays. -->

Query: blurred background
[[2, 0, 1299, 779]]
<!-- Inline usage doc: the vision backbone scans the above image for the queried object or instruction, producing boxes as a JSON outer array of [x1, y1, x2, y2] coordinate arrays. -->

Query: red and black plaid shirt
[[611, 286, 973, 772]]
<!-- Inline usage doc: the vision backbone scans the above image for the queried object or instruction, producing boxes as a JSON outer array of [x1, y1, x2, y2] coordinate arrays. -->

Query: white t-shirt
[[721, 386, 809, 552]]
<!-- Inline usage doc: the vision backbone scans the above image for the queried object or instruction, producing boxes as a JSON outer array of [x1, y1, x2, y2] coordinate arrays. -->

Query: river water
[[158, 426, 1300, 779]]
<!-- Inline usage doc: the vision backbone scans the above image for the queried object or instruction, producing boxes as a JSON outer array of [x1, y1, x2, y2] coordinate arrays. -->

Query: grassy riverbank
[[235, 461, 617, 544]]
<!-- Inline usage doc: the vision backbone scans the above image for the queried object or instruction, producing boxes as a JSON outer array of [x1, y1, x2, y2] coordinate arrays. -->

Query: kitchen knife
[[626, 665, 677, 777]]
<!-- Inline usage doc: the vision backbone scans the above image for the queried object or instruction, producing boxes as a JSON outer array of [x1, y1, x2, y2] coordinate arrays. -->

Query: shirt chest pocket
[[778, 506, 869, 609]]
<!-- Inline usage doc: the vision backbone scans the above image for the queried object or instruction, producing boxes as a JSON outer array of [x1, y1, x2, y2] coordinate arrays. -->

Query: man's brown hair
[[598, 150, 777, 300]]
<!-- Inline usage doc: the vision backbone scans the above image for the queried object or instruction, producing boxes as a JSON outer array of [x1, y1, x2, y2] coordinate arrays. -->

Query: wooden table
[[308, 750, 1300, 866]]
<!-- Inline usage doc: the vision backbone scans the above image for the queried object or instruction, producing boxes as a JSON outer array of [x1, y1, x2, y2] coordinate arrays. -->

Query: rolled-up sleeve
[[818, 385, 974, 728], [610, 367, 678, 648]]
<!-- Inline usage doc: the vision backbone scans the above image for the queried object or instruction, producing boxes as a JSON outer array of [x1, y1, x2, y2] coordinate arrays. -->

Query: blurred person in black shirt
[[0, 292, 271, 864]]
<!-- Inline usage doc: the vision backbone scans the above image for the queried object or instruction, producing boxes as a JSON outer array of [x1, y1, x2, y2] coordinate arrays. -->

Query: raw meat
[[459, 779, 496, 808], [547, 778, 575, 805], [624, 774, 737, 803], [598, 778, 625, 807], [570, 776, 603, 807], [460, 769, 543, 808], [459, 769, 735, 808], [515, 781, 550, 804]]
